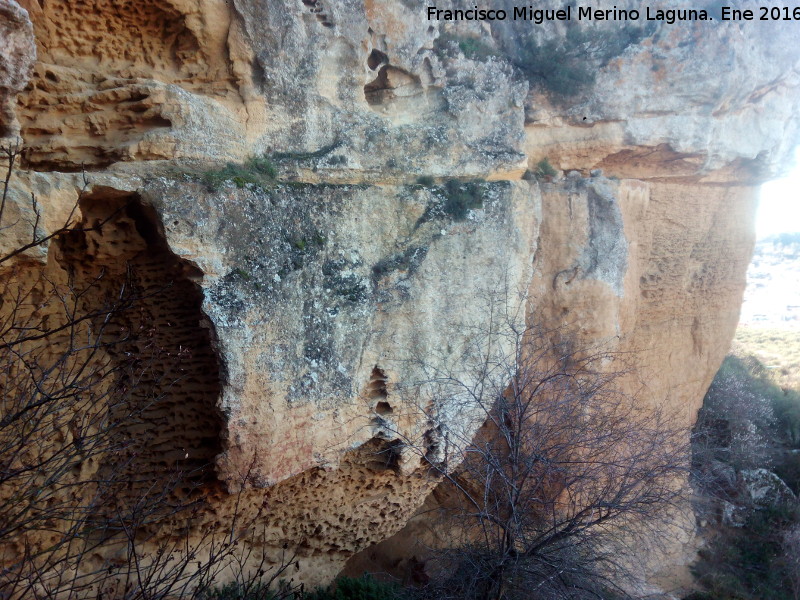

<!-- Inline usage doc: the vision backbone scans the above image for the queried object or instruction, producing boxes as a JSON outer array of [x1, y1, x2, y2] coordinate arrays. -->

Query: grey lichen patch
[[136, 174, 538, 492], [322, 258, 369, 304], [142, 176, 533, 419], [371, 245, 429, 284], [283, 229, 326, 277], [434, 32, 499, 62], [568, 176, 628, 295]]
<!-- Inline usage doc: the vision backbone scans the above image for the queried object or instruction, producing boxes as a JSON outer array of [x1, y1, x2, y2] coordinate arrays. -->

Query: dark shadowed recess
[[55, 187, 226, 499]]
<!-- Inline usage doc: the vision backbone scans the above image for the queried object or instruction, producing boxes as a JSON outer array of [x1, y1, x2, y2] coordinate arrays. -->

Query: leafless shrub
[[691, 356, 778, 507], [382, 296, 691, 600]]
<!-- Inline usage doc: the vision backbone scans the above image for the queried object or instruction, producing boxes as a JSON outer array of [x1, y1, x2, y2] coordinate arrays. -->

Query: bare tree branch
[[379, 304, 691, 600]]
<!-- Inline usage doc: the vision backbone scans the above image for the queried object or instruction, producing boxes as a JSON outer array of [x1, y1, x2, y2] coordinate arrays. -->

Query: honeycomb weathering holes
[[367, 49, 388, 71], [55, 189, 225, 495], [367, 365, 388, 400], [16, 0, 238, 169]]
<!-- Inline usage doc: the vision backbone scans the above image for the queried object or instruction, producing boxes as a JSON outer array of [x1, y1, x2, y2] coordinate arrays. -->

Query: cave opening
[[55, 187, 225, 498]]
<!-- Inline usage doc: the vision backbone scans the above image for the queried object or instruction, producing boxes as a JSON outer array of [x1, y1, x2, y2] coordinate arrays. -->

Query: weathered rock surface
[[718, 469, 796, 527], [2, 0, 800, 592], [0, 0, 35, 139], [141, 177, 538, 490], [740, 468, 797, 508]]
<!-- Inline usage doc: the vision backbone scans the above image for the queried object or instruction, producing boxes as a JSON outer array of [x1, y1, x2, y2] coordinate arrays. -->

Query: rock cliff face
[[2, 0, 800, 591]]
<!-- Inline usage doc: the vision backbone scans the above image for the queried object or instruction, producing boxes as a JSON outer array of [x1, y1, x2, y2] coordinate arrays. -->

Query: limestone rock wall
[[139, 177, 538, 491], [14, 0, 252, 168], [2, 0, 800, 591]]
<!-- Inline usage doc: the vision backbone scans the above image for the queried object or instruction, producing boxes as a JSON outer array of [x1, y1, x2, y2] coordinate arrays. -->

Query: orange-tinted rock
[[1, 0, 799, 594]]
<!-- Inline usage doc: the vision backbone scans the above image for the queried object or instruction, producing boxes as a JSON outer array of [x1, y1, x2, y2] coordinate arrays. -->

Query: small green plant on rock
[[305, 576, 404, 600], [201, 155, 278, 191], [441, 179, 485, 221], [512, 25, 650, 99], [434, 32, 497, 62], [533, 158, 558, 181]]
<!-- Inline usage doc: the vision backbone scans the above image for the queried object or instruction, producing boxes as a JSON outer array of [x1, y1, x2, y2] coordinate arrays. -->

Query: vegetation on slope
[[690, 351, 800, 600]]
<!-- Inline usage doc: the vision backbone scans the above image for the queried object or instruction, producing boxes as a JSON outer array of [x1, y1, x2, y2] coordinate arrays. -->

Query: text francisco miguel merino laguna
[[427, 6, 717, 24]]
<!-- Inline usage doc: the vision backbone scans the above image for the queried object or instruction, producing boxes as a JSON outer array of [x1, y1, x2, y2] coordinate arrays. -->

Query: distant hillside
[[740, 233, 800, 327], [735, 234, 800, 388]]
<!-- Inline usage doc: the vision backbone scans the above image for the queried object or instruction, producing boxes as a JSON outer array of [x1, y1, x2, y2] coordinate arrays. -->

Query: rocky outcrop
[[2, 0, 800, 592], [12, 0, 253, 168], [140, 176, 538, 491], [716, 469, 796, 527], [740, 468, 797, 508]]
